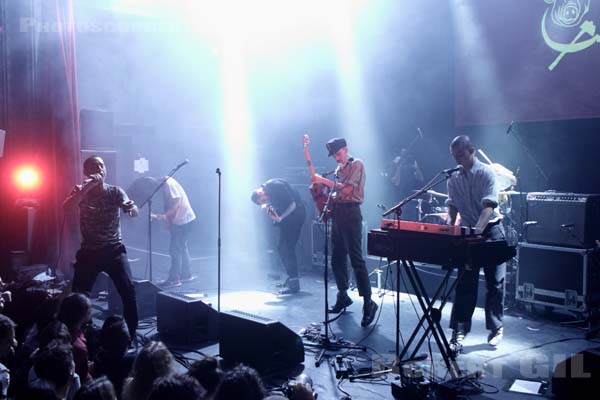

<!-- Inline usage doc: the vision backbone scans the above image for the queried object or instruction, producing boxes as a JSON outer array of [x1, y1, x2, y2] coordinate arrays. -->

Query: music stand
[[314, 175, 364, 368]]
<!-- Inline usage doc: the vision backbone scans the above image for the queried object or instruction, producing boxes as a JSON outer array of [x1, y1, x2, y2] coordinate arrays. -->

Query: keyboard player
[[446, 135, 506, 352]]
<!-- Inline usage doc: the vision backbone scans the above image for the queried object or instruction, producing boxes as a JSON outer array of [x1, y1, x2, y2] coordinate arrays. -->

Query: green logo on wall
[[541, 0, 598, 70]]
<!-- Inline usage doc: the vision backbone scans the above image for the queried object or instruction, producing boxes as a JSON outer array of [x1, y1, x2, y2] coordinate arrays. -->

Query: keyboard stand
[[396, 258, 463, 379]]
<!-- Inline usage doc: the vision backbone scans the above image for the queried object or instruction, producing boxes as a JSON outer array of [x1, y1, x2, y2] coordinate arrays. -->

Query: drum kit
[[414, 149, 524, 232]]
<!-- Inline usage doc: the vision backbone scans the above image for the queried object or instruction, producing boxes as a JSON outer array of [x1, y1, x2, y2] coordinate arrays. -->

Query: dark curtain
[[1, 0, 80, 276]]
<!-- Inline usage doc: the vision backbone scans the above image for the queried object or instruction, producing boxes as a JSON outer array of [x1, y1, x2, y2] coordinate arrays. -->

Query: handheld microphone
[[506, 120, 515, 135], [560, 223, 574, 229], [417, 127, 423, 139], [442, 165, 462, 174], [176, 159, 189, 169]]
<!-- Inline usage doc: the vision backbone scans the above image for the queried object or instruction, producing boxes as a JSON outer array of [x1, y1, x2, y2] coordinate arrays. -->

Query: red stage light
[[13, 166, 41, 191]]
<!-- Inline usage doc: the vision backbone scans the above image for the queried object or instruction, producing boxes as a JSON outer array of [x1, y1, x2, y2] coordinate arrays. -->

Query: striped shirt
[[446, 158, 499, 227], [335, 158, 365, 204]]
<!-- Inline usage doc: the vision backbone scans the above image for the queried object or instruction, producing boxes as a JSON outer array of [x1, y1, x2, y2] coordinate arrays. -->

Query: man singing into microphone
[[311, 138, 377, 327], [446, 135, 506, 352], [64, 156, 139, 339], [251, 178, 306, 294]]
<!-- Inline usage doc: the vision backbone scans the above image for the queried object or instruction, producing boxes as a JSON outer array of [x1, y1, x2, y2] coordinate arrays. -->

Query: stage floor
[[98, 249, 600, 399]]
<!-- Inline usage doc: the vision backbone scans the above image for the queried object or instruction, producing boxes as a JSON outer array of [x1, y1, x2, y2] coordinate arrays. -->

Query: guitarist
[[311, 138, 378, 327], [251, 179, 306, 294]]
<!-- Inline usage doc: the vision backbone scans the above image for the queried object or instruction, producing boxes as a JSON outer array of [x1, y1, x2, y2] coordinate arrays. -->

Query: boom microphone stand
[[314, 174, 364, 368], [139, 160, 189, 282]]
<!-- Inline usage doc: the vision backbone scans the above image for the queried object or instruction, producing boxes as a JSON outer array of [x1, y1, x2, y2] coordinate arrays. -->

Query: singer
[[63, 156, 139, 338], [147, 176, 196, 288], [446, 135, 506, 352], [251, 178, 306, 294], [311, 137, 377, 327]]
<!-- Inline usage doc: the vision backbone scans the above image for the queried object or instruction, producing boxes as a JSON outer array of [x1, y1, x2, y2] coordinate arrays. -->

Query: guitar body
[[309, 182, 330, 216], [304, 134, 332, 220]]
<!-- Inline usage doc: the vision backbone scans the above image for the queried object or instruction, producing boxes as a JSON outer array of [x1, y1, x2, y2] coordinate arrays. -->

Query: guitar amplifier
[[526, 192, 600, 248]]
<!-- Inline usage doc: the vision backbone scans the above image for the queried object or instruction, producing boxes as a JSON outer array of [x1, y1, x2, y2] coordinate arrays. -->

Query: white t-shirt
[[164, 177, 196, 225]]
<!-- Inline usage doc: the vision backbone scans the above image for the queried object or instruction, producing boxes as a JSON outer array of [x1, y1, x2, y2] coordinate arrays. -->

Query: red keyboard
[[380, 219, 477, 237]]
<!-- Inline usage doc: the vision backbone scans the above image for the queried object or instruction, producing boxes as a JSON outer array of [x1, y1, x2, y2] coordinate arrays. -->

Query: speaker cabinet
[[80, 109, 114, 150], [552, 347, 600, 398], [219, 310, 304, 372], [526, 192, 600, 248], [156, 291, 218, 344], [108, 279, 161, 319]]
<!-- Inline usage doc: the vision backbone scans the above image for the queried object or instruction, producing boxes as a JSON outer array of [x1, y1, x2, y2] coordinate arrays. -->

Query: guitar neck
[[304, 148, 317, 179]]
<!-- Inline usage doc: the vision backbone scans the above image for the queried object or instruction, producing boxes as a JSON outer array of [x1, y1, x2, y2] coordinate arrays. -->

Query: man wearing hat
[[311, 138, 377, 327]]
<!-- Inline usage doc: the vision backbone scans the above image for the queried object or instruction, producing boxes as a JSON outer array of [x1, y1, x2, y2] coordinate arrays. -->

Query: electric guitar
[[303, 135, 330, 217]]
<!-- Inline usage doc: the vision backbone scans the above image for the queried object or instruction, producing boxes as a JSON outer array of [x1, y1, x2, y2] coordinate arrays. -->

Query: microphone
[[442, 165, 462, 174], [523, 221, 538, 227], [560, 223, 574, 229], [81, 176, 100, 189], [417, 127, 423, 139], [176, 159, 189, 169], [506, 120, 515, 135]]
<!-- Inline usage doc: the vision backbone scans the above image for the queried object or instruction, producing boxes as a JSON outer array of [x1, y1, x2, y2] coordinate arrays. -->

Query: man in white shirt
[[150, 177, 197, 287]]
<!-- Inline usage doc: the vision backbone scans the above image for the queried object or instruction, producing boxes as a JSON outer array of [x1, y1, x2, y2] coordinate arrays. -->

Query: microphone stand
[[138, 162, 188, 282], [381, 168, 455, 363], [216, 168, 222, 313], [314, 174, 364, 368], [508, 123, 549, 189]]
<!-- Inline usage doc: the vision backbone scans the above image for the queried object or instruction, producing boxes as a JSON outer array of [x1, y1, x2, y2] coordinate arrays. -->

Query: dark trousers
[[72, 243, 138, 337], [168, 221, 193, 281], [277, 205, 306, 279], [331, 206, 371, 298], [450, 226, 506, 333]]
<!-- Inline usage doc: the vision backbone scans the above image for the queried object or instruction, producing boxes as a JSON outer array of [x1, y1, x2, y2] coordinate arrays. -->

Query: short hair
[[0, 314, 15, 342], [186, 357, 223, 396], [83, 156, 103, 176], [33, 343, 74, 389], [148, 374, 206, 400], [73, 376, 117, 400], [214, 365, 266, 400], [450, 135, 475, 151], [100, 315, 130, 355]]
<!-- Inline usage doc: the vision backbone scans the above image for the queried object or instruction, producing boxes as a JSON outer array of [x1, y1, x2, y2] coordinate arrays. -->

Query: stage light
[[14, 166, 41, 191]]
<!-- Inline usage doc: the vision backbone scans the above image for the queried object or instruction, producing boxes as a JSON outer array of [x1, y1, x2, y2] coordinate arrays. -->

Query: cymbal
[[426, 190, 448, 198]]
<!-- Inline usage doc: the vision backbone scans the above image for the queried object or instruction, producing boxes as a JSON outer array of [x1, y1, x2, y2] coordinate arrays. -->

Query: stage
[[87, 247, 600, 399]]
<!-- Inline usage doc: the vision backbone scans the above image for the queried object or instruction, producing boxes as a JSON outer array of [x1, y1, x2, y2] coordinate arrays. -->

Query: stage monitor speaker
[[219, 310, 304, 373], [80, 109, 114, 150], [156, 291, 218, 344], [526, 192, 600, 248], [108, 279, 160, 319], [552, 347, 600, 398]]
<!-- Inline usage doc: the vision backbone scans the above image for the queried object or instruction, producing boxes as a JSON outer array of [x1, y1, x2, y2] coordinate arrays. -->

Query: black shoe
[[276, 278, 291, 289], [278, 278, 300, 295], [361, 299, 378, 327], [487, 327, 503, 347], [449, 330, 466, 355], [329, 292, 353, 313]]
